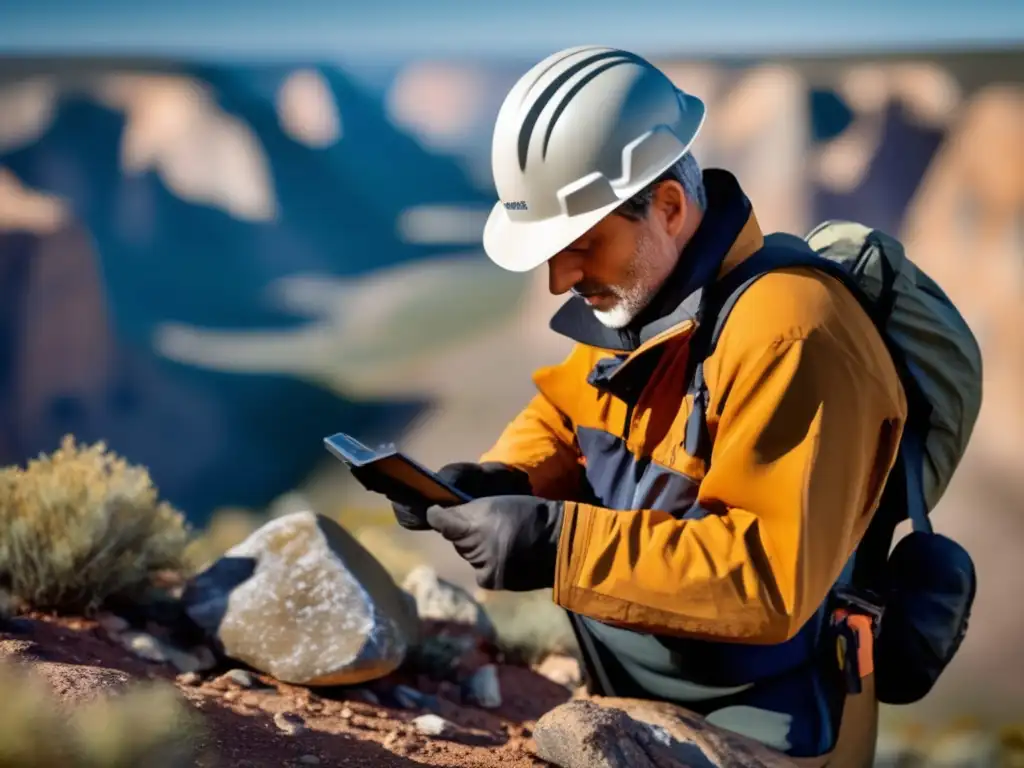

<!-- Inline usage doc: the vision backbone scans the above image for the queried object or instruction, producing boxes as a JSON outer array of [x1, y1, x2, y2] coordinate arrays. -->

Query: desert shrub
[[0, 661, 203, 768], [0, 435, 189, 614]]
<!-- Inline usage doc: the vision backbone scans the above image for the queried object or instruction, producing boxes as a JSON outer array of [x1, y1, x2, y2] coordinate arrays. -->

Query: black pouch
[[873, 529, 977, 705], [839, 422, 978, 707]]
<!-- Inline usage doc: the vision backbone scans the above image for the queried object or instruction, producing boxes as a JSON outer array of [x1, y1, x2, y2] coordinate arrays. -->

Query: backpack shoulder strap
[[683, 237, 845, 462], [702, 235, 868, 355], [683, 235, 923, 600]]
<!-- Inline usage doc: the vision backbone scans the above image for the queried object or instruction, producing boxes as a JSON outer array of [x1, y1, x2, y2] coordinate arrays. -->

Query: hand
[[389, 462, 533, 531], [425, 495, 564, 592]]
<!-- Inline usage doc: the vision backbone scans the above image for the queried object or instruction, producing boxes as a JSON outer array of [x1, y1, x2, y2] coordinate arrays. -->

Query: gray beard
[[591, 231, 662, 329]]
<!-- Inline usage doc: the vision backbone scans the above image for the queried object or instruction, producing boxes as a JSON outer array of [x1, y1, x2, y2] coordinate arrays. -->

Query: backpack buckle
[[832, 586, 884, 638], [830, 587, 883, 694]]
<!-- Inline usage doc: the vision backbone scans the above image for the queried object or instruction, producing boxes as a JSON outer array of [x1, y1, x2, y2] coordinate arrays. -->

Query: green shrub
[[0, 661, 203, 768], [0, 435, 189, 615]]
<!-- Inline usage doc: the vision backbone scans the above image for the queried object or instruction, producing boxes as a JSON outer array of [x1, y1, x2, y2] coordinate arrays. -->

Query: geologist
[[391, 45, 908, 768]]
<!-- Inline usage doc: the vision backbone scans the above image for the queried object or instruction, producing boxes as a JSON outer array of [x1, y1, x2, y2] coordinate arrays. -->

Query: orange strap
[[833, 608, 875, 678]]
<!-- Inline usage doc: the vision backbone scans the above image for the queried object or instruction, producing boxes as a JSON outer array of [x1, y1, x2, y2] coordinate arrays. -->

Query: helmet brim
[[482, 196, 624, 273]]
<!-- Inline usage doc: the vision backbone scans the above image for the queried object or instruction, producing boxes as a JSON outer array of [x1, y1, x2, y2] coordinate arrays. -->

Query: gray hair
[[615, 152, 706, 220]]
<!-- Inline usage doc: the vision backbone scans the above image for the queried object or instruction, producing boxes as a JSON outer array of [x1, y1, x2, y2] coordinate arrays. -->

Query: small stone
[[465, 664, 501, 709], [401, 565, 496, 639], [226, 669, 255, 688], [535, 653, 583, 689], [383, 732, 400, 749], [339, 707, 353, 719], [412, 714, 452, 737], [298, 757, 320, 766], [223, 690, 239, 702], [240, 693, 261, 708], [274, 711, 306, 735], [121, 631, 167, 663], [176, 671, 202, 686]]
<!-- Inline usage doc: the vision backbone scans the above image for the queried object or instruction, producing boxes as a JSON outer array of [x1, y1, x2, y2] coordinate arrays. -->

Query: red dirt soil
[[0, 613, 575, 767]]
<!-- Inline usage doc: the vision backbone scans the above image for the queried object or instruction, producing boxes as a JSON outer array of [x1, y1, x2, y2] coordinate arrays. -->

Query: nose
[[548, 251, 584, 296]]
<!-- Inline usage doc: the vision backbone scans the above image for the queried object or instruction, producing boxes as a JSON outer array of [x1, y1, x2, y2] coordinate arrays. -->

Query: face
[[547, 180, 692, 329]]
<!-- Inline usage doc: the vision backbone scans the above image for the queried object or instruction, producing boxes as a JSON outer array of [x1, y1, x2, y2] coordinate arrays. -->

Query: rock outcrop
[[534, 697, 800, 768], [181, 511, 418, 686]]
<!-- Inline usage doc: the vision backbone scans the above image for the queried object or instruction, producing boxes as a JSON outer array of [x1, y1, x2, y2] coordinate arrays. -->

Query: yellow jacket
[[478, 170, 907, 759]]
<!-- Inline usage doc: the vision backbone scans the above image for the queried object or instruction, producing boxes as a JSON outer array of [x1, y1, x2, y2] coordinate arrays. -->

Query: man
[[392, 46, 906, 767]]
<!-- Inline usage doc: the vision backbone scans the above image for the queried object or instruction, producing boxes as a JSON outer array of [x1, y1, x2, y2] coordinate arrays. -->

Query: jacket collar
[[548, 169, 765, 355]]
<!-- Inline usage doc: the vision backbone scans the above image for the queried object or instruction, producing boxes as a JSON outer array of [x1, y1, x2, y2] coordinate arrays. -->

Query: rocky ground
[[0, 611, 575, 767], [2, 505, 1012, 767], [0, 611, 808, 768], [0, 506, 809, 767]]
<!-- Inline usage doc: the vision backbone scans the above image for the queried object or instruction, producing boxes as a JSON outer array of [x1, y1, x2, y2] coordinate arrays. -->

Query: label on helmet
[[503, 200, 528, 211]]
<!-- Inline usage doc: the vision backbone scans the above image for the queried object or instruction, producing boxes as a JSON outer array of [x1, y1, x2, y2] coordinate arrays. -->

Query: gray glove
[[425, 495, 564, 591], [389, 461, 532, 531]]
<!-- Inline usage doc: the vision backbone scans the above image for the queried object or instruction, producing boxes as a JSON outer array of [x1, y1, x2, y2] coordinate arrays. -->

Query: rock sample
[[181, 511, 418, 686], [534, 697, 800, 768], [401, 565, 495, 639]]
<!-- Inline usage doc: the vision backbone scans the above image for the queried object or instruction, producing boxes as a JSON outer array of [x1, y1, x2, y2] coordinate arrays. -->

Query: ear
[[650, 180, 689, 239]]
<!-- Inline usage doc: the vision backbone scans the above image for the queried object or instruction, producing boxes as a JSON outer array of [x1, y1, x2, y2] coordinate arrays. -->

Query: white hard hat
[[482, 45, 706, 273]]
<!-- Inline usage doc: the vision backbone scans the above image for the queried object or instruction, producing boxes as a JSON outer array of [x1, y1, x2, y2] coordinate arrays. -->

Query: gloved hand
[[425, 495, 564, 592], [389, 461, 532, 531]]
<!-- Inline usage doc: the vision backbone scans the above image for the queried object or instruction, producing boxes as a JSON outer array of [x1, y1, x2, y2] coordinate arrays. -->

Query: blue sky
[[1, 0, 1022, 61]]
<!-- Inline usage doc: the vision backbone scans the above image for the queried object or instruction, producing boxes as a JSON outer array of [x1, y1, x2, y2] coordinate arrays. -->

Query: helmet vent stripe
[[541, 58, 632, 161], [517, 50, 644, 172]]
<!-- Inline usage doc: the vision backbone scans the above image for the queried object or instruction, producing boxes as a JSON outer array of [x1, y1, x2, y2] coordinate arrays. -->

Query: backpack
[[684, 220, 983, 706]]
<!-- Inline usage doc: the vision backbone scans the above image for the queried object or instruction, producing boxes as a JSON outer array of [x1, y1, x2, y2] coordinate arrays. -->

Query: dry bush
[[0, 435, 189, 615], [0, 661, 203, 768]]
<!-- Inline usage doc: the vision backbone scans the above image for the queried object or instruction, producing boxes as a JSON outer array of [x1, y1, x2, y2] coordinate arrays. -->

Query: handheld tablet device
[[323, 432, 473, 509]]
